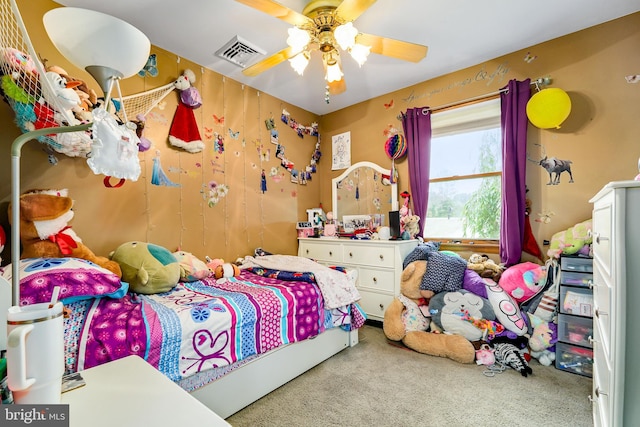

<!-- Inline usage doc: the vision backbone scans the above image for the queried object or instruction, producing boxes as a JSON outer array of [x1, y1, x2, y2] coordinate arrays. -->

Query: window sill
[[429, 240, 499, 255]]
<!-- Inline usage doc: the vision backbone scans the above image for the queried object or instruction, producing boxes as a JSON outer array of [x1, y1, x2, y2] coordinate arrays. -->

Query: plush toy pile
[[385, 242, 570, 377]]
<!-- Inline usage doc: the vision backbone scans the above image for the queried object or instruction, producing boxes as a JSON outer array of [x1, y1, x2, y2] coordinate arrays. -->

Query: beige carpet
[[227, 325, 593, 427]]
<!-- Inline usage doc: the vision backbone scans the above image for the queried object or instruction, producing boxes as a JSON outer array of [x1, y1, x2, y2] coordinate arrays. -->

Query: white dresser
[[589, 181, 640, 427], [298, 238, 418, 321]]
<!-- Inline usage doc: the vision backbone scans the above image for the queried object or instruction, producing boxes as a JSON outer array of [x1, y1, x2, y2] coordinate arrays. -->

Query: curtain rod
[[399, 77, 550, 118]]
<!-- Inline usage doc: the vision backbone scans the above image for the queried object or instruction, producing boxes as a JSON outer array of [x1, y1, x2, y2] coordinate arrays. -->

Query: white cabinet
[[298, 238, 417, 321], [589, 181, 640, 427]]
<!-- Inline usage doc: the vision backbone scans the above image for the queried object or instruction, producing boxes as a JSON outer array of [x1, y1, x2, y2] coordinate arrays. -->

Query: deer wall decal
[[527, 144, 574, 185]]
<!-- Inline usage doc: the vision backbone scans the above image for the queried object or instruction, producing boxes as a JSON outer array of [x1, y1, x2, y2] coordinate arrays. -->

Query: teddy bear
[[400, 214, 420, 240], [383, 260, 476, 364], [467, 253, 504, 282], [9, 189, 122, 277]]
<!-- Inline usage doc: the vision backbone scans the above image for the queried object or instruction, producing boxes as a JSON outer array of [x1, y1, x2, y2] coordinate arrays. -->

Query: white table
[[61, 355, 230, 427]]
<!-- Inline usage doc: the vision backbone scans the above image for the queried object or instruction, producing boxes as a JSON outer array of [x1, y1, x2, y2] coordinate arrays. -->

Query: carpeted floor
[[227, 325, 593, 427]]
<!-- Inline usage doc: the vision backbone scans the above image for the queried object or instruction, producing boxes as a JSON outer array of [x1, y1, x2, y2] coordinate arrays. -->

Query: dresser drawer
[[299, 242, 344, 263], [357, 290, 393, 320], [560, 286, 593, 317], [558, 313, 593, 348], [555, 342, 593, 377], [592, 203, 612, 271], [343, 244, 395, 268], [357, 268, 396, 293], [593, 268, 612, 359], [592, 342, 611, 426]]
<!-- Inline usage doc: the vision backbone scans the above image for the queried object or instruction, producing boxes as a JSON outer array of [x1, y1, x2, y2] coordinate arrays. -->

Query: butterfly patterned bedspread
[[70, 270, 364, 381]]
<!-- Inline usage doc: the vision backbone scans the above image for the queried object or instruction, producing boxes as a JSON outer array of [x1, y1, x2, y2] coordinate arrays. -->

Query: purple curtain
[[500, 79, 531, 266], [401, 107, 432, 236]]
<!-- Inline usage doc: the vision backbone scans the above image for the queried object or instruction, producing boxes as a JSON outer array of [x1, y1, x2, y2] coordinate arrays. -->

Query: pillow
[[462, 269, 488, 299], [484, 277, 527, 336], [1, 257, 128, 305], [498, 261, 547, 304]]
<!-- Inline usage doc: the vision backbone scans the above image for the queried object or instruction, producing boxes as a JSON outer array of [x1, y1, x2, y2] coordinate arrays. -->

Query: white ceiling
[[55, 0, 640, 115]]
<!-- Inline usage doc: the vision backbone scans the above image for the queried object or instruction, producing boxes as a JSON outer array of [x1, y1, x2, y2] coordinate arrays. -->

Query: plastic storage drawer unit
[[555, 342, 593, 377], [557, 313, 593, 348]]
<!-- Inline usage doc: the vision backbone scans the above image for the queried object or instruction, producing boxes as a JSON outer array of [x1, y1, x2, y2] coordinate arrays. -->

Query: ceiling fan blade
[[242, 46, 295, 76], [235, 0, 312, 26], [356, 33, 428, 63], [335, 0, 377, 22], [328, 78, 346, 95]]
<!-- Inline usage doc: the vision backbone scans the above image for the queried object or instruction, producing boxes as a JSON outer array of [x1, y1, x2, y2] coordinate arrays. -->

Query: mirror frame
[[331, 161, 398, 222]]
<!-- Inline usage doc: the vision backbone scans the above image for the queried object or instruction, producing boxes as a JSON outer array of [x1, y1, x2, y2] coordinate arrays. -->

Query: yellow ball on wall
[[526, 88, 572, 129]]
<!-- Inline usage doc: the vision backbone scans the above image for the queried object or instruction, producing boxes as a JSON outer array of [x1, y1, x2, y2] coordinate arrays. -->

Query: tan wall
[[0, 0, 322, 264], [320, 12, 640, 255], [1, 2, 638, 264]]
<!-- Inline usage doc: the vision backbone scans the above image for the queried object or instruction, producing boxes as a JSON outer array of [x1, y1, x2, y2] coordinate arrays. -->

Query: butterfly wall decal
[[213, 114, 224, 125], [384, 99, 394, 109], [228, 128, 240, 140], [138, 54, 158, 77]]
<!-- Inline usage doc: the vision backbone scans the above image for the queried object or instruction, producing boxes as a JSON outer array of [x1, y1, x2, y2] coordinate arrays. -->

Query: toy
[[109, 241, 180, 294], [168, 69, 204, 153], [492, 341, 533, 376], [527, 313, 558, 366], [428, 289, 496, 341], [42, 71, 81, 125], [399, 190, 412, 233], [475, 343, 496, 366], [10, 189, 122, 277], [483, 277, 528, 336], [547, 219, 593, 259], [467, 253, 504, 282], [499, 261, 547, 305], [46, 65, 97, 123], [383, 260, 476, 364], [173, 250, 211, 282], [213, 263, 240, 279], [205, 256, 225, 272], [400, 214, 420, 240]]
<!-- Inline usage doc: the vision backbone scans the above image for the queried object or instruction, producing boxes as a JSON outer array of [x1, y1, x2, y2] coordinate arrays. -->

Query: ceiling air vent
[[215, 36, 266, 68]]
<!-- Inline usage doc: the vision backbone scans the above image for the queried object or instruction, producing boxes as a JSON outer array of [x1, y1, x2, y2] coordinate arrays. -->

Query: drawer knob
[[595, 308, 608, 318], [349, 252, 353, 257], [329, 251, 333, 256], [306, 249, 309, 254], [379, 254, 384, 261], [379, 303, 384, 311], [588, 336, 595, 345], [587, 280, 594, 289], [373, 277, 377, 283]]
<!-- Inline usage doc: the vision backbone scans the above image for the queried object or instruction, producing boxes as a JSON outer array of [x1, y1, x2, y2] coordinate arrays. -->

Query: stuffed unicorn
[[527, 313, 558, 366]]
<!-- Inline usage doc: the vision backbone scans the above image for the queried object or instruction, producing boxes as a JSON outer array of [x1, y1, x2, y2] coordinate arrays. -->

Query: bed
[[0, 256, 363, 418]]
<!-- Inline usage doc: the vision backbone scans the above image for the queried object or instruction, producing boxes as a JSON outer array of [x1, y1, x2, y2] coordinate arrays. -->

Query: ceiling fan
[[236, 0, 428, 95]]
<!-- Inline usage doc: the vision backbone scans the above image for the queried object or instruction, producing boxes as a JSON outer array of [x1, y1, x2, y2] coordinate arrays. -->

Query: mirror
[[332, 161, 398, 227]]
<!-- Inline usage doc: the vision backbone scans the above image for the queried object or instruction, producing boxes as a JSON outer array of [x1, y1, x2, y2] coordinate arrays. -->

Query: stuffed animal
[[499, 261, 547, 305], [400, 214, 420, 240], [493, 341, 533, 376], [110, 241, 180, 294], [527, 313, 558, 366], [547, 219, 593, 259], [9, 189, 122, 277], [467, 253, 504, 281], [383, 260, 476, 364], [173, 250, 211, 282], [428, 289, 497, 341], [168, 69, 204, 153], [213, 263, 240, 279]]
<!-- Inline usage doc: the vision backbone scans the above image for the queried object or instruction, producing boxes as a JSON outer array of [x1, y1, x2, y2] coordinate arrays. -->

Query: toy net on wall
[[0, 0, 175, 158]]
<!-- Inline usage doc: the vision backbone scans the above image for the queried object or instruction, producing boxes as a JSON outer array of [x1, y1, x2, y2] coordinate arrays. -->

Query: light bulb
[[289, 51, 310, 75], [286, 27, 311, 54], [334, 22, 357, 50], [325, 62, 343, 83], [349, 43, 371, 67]]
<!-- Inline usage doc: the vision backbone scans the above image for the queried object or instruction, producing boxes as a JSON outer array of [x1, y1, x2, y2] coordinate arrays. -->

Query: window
[[423, 98, 502, 242]]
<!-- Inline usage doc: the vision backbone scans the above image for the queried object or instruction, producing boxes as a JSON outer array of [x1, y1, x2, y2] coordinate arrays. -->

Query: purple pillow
[[2, 258, 128, 306], [462, 269, 488, 299]]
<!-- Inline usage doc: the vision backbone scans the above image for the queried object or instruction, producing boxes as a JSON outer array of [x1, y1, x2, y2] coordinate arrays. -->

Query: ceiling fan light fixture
[[289, 51, 310, 75], [334, 22, 358, 50], [349, 43, 371, 67], [286, 26, 311, 54], [325, 61, 343, 83]]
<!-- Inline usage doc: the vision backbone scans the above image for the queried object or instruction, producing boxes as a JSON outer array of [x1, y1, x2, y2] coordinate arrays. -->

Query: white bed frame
[[0, 275, 359, 419]]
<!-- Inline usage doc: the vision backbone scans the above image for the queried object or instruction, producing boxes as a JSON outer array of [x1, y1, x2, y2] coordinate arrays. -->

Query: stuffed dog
[[9, 189, 122, 277]]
